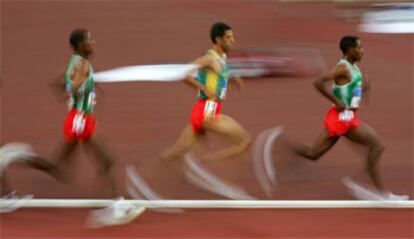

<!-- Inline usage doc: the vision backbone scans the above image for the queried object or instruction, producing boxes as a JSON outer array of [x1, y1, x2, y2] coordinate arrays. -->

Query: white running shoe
[[0, 192, 34, 213], [125, 165, 184, 213], [343, 177, 410, 201], [0, 143, 36, 171], [381, 192, 410, 201], [184, 153, 256, 200], [86, 198, 145, 228]]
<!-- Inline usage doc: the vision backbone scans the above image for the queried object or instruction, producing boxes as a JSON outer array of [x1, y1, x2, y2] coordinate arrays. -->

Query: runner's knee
[[377, 141, 385, 152], [294, 146, 321, 161], [243, 133, 252, 146], [371, 140, 385, 153], [101, 157, 115, 173], [301, 147, 324, 161], [307, 152, 322, 161], [240, 138, 251, 152], [238, 132, 252, 150]]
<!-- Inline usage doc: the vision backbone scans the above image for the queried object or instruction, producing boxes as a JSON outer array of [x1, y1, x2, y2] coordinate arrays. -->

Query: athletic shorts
[[324, 107, 360, 137], [190, 99, 222, 133], [63, 109, 96, 143]]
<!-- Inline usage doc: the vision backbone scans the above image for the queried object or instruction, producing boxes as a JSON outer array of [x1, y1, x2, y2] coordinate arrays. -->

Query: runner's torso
[[332, 59, 363, 109], [65, 55, 96, 114], [197, 49, 230, 101]]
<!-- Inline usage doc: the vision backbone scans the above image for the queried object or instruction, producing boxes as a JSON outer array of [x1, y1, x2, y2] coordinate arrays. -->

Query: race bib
[[72, 113, 86, 135], [219, 87, 227, 100], [67, 96, 74, 111], [339, 110, 355, 122], [218, 80, 228, 100], [87, 91, 96, 109], [350, 96, 361, 109], [204, 100, 217, 119]]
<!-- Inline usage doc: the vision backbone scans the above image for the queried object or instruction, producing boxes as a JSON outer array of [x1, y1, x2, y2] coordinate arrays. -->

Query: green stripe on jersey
[[332, 59, 363, 107], [65, 55, 96, 113], [197, 49, 230, 101]]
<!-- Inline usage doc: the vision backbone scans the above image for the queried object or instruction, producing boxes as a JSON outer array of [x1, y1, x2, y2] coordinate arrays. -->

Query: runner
[[51, 29, 145, 226], [154, 22, 252, 197], [291, 35, 408, 201]]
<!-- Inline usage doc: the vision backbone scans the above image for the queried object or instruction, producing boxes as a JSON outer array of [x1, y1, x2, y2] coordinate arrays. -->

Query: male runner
[[51, 29, 145, 226], [291, 35, 408, 200], [160, 22, 251, 166]]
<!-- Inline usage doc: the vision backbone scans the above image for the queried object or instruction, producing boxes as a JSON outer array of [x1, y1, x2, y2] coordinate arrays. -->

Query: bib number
[[218, 80, 228, 100], [219, 88, 227, 100], [204, 100, 218, 119], [339, 110, 355, 122], [87, 91, 96, 109], [67, 96, 74, 111], [72, 113, 86, 135], [350, 86, 362, 109]]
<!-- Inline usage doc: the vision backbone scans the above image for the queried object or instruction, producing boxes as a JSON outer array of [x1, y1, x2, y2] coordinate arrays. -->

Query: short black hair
[[69, 29, 88, 50], [210, 22, 232, 44], [339, 35, 359, 55]]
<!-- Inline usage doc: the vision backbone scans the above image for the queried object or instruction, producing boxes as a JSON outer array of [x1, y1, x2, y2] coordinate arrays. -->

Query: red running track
[[1, 1, 413, 238]]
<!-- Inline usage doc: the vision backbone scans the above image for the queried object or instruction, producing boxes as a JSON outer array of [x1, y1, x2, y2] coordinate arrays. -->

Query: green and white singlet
[[332, 59, 363, 109], [65, 55, 96, 114], [197, 49, 231, 101]]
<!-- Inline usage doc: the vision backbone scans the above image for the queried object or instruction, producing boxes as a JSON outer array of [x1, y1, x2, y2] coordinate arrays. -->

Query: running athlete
[[291, 36, 408, 200], [160, 22, 251, 171], [49, 29, 118, 197], [50, 29, 145, 227]]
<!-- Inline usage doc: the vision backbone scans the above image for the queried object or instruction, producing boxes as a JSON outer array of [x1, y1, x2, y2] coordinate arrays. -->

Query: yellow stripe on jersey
[[205, 70, 219, 96]]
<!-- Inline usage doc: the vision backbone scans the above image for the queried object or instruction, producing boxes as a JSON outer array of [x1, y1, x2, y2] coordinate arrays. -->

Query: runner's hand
[[334, 99, 346, 112], [231, 76, 244, 91]]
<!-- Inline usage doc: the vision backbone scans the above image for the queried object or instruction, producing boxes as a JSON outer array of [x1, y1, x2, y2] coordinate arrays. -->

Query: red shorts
[[190, 99, 222, 133], [63, 109, 96, 143], [324, 107, 360, 137]]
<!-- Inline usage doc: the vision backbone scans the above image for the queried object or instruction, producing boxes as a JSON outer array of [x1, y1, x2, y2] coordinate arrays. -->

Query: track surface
[[1, 1, 413, 238]]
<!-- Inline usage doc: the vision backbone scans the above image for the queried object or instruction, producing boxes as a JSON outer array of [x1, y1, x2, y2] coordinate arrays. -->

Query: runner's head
[[210, 22, 235, 53], [69, 29, 96, 57], [340, 36, 364, 62]]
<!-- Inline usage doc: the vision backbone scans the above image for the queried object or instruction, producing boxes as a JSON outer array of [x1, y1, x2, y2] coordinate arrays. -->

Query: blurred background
[[1, 0, 413, 200]]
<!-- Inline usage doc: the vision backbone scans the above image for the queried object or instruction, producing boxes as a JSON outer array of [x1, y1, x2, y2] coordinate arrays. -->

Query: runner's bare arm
[[183, 55, 215, 98], [49, 71, 65, 91], [229, 76, 244, 91], [314, 65, 348, 111], [362, 74, 370, 92], [48, 71, 67, 102]]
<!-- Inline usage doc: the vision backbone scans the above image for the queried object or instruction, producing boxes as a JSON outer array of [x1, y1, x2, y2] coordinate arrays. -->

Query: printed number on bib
[[219, 87, 227, 100], [339, 110, 355, 122], [204, 100, 217, 119], [87, 91, 96, 109], [219, 80, 228, 100], [72, 113, 86, 134], [67, 96, 74, 111]]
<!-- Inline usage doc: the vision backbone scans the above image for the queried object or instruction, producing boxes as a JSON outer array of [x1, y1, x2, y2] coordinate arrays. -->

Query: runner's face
[[219, 30, 235, 52], [82, 31, 96, 55], [352, 40, 364, 61]]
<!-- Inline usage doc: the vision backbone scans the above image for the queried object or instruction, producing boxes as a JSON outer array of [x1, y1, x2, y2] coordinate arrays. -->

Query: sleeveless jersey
[[332, 59, 363, 108], [65, 55, 96, 114], [197, 49, 230, 101]]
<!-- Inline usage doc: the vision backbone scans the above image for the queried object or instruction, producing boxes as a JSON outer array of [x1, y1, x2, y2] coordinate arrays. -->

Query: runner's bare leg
[[86, 134, 117, 197], [159, 125, 201, 172], [292, 128, 340, 161], [345, 122, 385, 190], [202, 115, 251, 161]]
